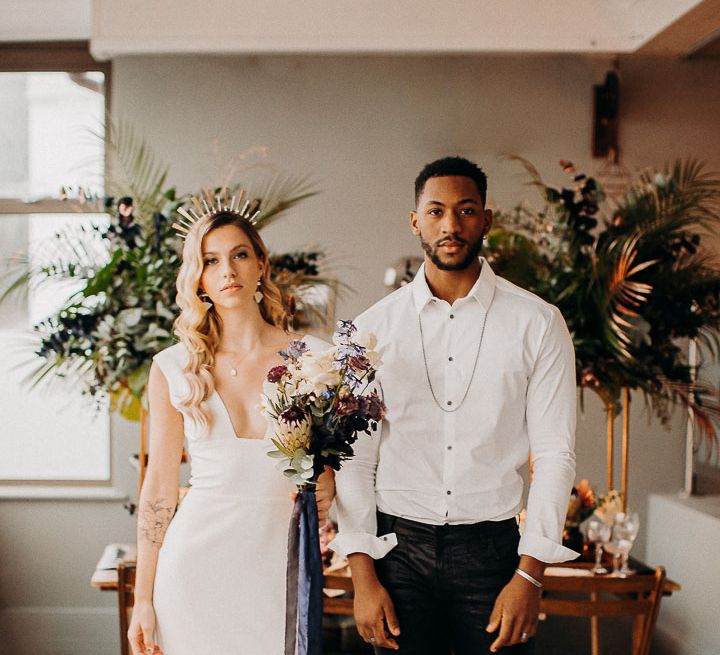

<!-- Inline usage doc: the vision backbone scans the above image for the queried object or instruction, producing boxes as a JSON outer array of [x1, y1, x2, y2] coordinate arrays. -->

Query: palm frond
[[658, 377, 720, 447], [596, 233, 656, 359], [615, 159, 720, 243], [102, 120, 170, 223], [252, 173, 319, 230]]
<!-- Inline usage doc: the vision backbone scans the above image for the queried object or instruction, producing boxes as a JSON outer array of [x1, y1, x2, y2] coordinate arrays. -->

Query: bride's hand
[[128, 600, 163, 655], [315, 465, 336, 526]]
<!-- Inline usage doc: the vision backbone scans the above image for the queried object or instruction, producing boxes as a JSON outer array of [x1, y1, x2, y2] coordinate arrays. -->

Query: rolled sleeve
[[519, 531, 579, 563], [522, 306, 578, 564], [329, 531, 398, 560], [330, 384, 398, 560]]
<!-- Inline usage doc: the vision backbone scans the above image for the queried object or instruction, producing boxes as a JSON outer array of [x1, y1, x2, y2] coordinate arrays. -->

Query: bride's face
[[199, 224, 264, 310]]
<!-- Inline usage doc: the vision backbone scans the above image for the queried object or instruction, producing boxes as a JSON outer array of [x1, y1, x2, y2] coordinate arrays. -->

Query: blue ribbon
[[285, 488, 323, 655]]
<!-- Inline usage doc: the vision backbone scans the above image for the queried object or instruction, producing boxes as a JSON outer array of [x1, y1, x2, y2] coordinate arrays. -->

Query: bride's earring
[[254, 278, 264, 304], [199, 290, 213, 312]]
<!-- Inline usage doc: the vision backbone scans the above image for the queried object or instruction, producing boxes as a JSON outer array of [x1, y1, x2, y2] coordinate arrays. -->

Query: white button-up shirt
[[331, 259, 578, 563]]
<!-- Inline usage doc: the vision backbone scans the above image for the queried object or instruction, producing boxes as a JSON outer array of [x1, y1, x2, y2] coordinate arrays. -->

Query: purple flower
[[267, 365, 288, 383], [280, 406, 307, 424], [280, 339, 308, 363], [287, 339, 308, 360], [334, 319, 357, 344]]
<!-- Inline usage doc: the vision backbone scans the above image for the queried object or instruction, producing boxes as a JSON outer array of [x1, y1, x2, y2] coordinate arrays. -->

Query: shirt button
[[447, 445, 453, 451], [449, 314, 455, 319], [446, 490, 452, 495], [381, 536, 387, 541], [447, 401, 452, 406], [448, 356, 453, 362]]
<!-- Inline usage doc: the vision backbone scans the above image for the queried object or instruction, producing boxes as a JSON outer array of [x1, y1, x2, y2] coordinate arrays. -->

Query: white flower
[[364, 350, 382, 368], [354, 330, 378, 351], [297, 349, 342, 394], [299, 349, 335, 376]]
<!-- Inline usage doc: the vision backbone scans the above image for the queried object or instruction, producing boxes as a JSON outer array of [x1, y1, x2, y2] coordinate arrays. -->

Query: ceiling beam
[[637, 0, 720, 56]]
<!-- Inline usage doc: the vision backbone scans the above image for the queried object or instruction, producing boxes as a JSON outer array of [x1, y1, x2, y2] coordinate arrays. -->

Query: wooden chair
[[117, 561, 137, 655], [323, 572, 355, 615], [540, 566, 666, 655], [117, 567, 353, 655]]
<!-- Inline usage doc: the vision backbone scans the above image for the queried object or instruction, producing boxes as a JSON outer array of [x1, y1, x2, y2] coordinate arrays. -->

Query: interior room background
[[1, 47, 719, 655]]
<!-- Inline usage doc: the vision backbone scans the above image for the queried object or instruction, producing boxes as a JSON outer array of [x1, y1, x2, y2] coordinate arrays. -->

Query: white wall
[[646, 494, 720, 655], [2, 53, 719, 655]]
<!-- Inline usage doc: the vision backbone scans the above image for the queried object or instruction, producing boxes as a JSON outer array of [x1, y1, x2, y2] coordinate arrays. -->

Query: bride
[[127, 197, 335, 655]]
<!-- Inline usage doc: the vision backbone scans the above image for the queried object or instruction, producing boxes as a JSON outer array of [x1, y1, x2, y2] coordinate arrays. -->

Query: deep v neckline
[[213, 334, 309, 440], [212, 389, 266, 441]]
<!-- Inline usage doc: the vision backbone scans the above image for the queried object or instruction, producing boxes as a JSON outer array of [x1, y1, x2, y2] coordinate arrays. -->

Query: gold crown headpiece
[[172, 188, 261, 239]]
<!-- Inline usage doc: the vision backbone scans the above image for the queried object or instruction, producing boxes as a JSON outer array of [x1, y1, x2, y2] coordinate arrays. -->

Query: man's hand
[[486, 571, 541, 652], [349, 553, 401, 650], [353, 578, 401, 650]]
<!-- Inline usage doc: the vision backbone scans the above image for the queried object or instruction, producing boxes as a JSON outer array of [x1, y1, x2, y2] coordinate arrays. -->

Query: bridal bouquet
[[262, 319, 385, 486], [261, 319, 385, 655]]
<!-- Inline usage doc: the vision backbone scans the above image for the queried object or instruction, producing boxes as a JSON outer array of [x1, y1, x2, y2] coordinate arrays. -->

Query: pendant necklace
[[217, 349, 254, 377], [418, 307, 489, 413]]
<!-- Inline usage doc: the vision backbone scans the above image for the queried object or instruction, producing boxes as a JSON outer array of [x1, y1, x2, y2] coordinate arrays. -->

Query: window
[[0, 42, 112, 485]]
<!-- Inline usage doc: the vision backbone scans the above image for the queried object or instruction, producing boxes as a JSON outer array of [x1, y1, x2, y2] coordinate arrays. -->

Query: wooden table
[[93, 546, 679, 655], [542, 560, 679, 655]]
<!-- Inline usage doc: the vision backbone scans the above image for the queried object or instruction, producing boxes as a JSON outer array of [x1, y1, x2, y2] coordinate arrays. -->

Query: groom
[[331, 156, 578, 654]]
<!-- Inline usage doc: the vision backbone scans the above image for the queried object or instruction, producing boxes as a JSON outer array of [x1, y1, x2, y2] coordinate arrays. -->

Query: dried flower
[[267, 365, 288, 383]]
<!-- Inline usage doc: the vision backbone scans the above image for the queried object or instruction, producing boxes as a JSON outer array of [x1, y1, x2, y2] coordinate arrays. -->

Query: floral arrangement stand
[[487, 157, 720, 504], [0, 128, 345, 509]]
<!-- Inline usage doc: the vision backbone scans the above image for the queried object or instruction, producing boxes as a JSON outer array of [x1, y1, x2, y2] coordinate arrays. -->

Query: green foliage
[[0, 124, 328, 421], [486, 158, 720, 444]]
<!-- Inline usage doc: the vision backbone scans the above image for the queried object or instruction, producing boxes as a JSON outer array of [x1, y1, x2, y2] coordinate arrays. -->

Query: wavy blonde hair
[[174, 212, 287, 431]]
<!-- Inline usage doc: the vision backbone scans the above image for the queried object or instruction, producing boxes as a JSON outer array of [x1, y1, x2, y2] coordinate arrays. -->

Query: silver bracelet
[[515, 567, 543, 589]]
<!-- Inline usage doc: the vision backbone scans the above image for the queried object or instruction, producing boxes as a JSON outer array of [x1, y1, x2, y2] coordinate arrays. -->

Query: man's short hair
[[414, 156, 488, 206]]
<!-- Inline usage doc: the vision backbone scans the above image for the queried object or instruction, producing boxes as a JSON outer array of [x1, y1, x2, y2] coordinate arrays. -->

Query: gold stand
[[606, 403, 615, 493], [621, 387, 630, 511]]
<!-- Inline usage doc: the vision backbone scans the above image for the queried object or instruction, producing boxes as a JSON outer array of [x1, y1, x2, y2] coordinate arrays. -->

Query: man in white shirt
[[331, 157, 578, 653]]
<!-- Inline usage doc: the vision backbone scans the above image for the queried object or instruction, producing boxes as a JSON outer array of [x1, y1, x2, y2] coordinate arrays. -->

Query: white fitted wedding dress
[[151, 337, 324, 654]]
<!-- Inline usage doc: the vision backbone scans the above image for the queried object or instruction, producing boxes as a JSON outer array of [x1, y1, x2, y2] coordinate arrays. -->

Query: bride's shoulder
[[153, 341, 189, 371]]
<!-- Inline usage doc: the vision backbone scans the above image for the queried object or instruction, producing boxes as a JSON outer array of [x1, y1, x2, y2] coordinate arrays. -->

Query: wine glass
[[611, 511, 640, 577], [586, 516, 612, 575]]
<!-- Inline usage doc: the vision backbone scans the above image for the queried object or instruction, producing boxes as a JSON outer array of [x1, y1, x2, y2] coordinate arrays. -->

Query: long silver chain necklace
[[418, 307, 489, 413]]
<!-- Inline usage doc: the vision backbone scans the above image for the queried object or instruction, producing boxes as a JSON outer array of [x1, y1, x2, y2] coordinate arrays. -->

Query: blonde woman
[[127, 202, 334, 655]]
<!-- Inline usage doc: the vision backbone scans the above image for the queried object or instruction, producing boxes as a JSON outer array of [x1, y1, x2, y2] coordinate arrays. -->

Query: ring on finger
[[520, 631, 530, 642], [368, 636, 377, 643]]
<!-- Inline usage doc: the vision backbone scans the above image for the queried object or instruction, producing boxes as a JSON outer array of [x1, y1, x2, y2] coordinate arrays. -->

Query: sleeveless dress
[[151, 336, 326, 654]]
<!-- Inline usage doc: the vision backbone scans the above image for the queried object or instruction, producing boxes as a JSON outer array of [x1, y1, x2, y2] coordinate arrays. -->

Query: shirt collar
[[411, 257, 496, 314]]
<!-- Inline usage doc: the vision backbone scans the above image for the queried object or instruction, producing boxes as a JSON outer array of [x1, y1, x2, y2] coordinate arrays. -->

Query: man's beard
[[419, 233, 484, 271]]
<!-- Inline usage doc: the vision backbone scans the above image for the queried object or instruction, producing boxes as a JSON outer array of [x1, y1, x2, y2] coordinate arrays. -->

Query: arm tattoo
[[138, 498, 174, 548]]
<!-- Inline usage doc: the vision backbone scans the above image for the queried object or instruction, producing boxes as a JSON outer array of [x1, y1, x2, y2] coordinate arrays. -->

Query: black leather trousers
[[374, 512, 534, 655]]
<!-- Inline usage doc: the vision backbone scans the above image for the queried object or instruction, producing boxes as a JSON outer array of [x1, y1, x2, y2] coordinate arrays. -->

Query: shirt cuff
[[518, 531, 580, 563], [329, 531, 398, 560]]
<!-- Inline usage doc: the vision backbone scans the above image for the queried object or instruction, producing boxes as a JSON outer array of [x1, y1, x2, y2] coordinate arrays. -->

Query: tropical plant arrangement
[[485, 157, 720, 448], [0, 125, 335, 421]]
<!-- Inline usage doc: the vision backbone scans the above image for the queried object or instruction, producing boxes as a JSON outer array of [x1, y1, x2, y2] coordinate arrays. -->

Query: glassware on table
[[610, 511, 640, 577], [586, 516, 612, 575]]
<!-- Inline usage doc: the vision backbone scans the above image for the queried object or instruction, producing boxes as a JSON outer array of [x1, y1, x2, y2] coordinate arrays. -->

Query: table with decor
[[92, 542, 679, 655]]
